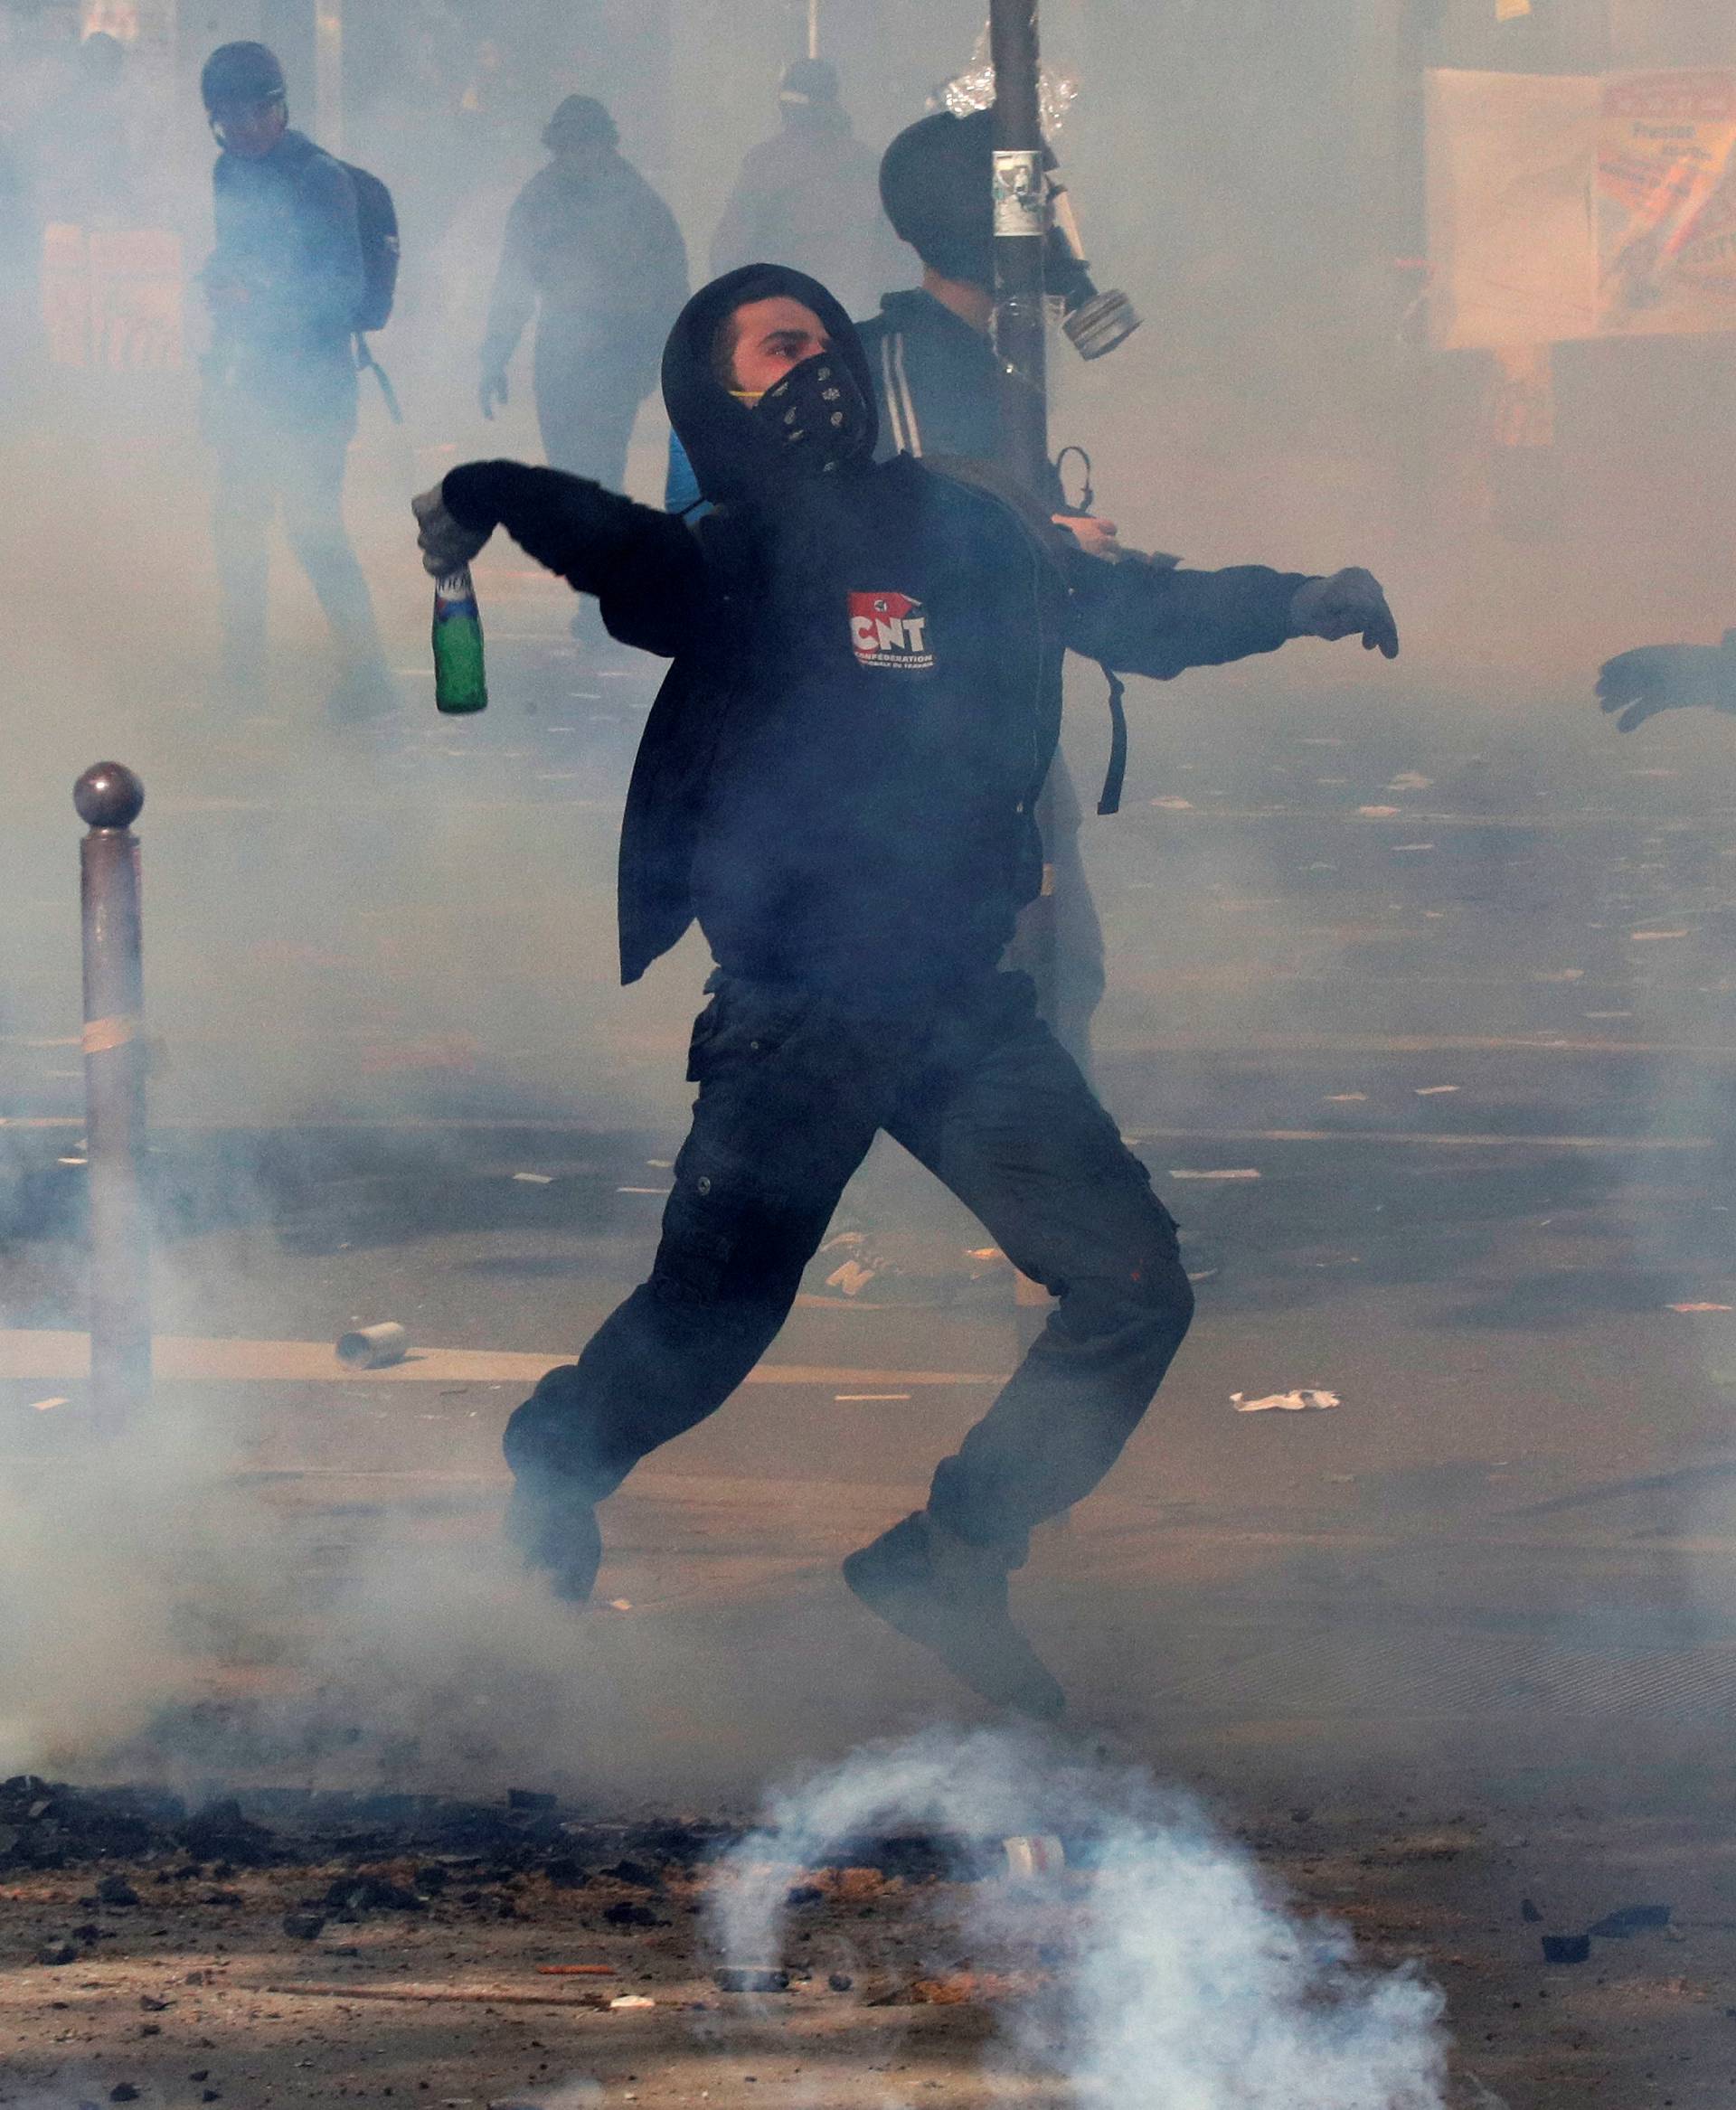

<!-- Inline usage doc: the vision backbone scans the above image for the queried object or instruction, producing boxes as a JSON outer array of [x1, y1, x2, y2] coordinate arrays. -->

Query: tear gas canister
[[433, 567, 487, 713]]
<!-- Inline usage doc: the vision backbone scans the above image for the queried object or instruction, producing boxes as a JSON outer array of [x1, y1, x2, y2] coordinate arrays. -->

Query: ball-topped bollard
[[74, 760, 151, 1432], [74, 760, 145, 832]]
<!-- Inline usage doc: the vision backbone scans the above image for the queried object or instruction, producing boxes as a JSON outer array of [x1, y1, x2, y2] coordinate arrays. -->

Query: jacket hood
[[661, 263, 876, 509]]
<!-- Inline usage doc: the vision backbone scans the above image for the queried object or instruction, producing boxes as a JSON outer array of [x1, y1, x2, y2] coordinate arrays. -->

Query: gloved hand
[[411, 482, 492, 580], [1597, 634, 1736, 731], [478, 366, 509, 421], [1288, 568, 1400, 659]]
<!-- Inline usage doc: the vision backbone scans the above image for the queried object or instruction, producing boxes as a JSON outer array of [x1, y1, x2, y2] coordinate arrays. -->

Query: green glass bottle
[[432, 566, 487, 713]]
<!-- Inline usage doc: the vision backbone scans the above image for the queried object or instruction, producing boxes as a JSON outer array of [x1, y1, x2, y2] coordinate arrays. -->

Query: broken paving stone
[[96, 1874, 140, 1906], [35, 1939, 80, 1965], [323, 1873, 425, 1915], [281, 1911, 327, 1941], [543, 1856, 587, 1889], [109, 2087, 141, 2104], [714, 1966, 790, 1993], [785, 1884, 826, 1906], [138, 1994, 171, 2011], [610, 1994, 656, 2011], [1587, 1904, 1671, 1937], [1541, 1934, 1590, 1964], [601, 1859, 656, 1887], [828, 1972, 854, 1993]]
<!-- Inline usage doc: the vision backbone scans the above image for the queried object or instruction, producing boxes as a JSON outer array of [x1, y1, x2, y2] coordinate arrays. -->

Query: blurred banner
[[1429, 66, 1736, 349], [1597, 71, 1736, 336], [1426, 68, 1599, 349], [42, 224, 185, 372]]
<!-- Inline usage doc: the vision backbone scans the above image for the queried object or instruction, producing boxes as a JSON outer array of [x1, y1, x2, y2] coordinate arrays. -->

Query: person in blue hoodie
[[200, 42, 392, 724], [413, 264, 1398, 1721]]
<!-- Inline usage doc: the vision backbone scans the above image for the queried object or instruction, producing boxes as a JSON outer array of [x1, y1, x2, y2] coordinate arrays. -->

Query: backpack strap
[[354, 333, 403, 425], [1096, 666, 1128, 815]]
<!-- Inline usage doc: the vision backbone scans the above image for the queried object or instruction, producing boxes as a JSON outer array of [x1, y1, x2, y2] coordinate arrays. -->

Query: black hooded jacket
[[442, 264, 1309, 994]]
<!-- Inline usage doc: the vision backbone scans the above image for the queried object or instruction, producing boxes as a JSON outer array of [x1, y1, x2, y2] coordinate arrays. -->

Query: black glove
[[1597, 634, 1736, 731], [1288, 568, 1400, 659]]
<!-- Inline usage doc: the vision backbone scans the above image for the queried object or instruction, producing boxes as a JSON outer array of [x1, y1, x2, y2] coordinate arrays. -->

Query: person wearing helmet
[[708, 58, 899, 322], [413, 265, 1399, 1723], [478, 94, 687, 504], [865, 107, 1118, 1077], [200, 41, 392, 724]]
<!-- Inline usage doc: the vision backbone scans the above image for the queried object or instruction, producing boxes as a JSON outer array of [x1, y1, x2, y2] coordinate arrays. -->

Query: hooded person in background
[[708, 59, 898, 324], [200, 41, 393, 725], [864, 105, 1120, 1075], [414, 264, 1399, 1721], [478, 94, 687, 497]]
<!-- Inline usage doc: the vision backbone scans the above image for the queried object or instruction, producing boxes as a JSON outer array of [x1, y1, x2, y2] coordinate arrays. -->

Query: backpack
[[338, 159, 399, 334]]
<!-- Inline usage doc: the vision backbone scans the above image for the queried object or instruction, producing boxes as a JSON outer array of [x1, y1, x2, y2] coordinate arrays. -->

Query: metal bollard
[[74, 762, 151, 1433]]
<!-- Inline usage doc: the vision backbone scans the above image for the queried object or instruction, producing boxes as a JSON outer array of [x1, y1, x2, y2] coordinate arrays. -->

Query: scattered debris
[[264, 1983, 617, 2009], [602, 1901, 660, 1928], [30, 1396, 70, 1411], [785, 1884, 826, 1906], [1587, 1903, 1671, 1938], [1630, 929, 1688, 941], [1169, 1168, 1260, 1182], [1150, 795, 1194, 810], [280, 1911, 326, 1942], [714, 1966, 790, 1994], [536, 1964, 616, 1977], [1669, 1303, 1732, 1314], [511, 1172, 554, 1185], [609, 1994, 656, 2011], [1540, 1934, 1590, 1964], [96, 1873, 140, 1906], [828, 1971, 854, 1992], [1520, 1898, 1543, 1923], [507, 1789, 558, 1813], [34, 1938, 80, 1965], [1325, 1094, 1368, 1103], [1003, 1834, 1066, 1879], [1357, 805, 1402, 817], [1232, 1389, 1341, 1414], [1386, 772, 1432, 791], [335, 1322, 409, 1371], [1414, 1086, 1459, 1097]]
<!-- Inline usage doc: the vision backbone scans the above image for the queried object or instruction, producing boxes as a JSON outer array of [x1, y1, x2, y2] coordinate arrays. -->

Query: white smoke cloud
[[712, 1725, 1448, 2110]]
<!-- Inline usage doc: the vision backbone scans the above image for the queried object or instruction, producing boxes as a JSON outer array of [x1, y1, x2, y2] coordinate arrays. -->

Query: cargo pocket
[[685, 981, 816, 1084], [649, 1160, 739, 1304]]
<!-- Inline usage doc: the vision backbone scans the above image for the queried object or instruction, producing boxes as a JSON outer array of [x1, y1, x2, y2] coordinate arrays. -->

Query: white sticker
[[992, 150, 1046, 238]]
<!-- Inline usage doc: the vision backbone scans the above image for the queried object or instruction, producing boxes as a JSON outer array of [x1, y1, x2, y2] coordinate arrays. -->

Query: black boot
[[843, 1512, 1065, 1721], [505, 1474, 602, 1605]]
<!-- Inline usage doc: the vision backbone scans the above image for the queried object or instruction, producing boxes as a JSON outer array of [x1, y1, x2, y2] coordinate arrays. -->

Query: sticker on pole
[[993, 150, 1046, 239]]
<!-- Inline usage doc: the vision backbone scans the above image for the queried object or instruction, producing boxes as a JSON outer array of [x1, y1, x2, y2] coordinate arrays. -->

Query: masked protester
[[413, 264, 1400, 1721], [479, 96, 687, 493], [200, 42, 393, 725]]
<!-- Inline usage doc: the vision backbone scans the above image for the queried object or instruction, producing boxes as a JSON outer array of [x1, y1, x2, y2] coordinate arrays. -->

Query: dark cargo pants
[[504, 971, 1193, 1558]]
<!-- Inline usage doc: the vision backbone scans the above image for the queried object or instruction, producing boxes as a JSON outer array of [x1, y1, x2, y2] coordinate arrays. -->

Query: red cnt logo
[[848, 589, 934, 672]]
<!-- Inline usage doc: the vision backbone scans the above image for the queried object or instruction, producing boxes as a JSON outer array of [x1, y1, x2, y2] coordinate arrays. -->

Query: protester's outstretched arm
[[1598, 631, 1736, 731], [414, 463, 703, 658], [1066, 546, 1398, 680]]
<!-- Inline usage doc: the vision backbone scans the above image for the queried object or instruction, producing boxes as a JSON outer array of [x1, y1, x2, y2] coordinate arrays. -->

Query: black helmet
[[78, 33, 127, 86], [778, 57, 839, 108], [543, 94, 617, 151], [879, 108, 994, 288], [200, 41, 286, 114]]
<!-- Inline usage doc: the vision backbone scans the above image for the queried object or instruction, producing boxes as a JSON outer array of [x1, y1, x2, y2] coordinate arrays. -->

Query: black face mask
[[754, 353, 873, 478]]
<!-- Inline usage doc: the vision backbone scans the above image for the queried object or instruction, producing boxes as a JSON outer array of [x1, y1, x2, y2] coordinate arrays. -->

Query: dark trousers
[[211, 416, 385, 694], [504, 971, 1193, 1558], [533, 355, 647, 490]]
